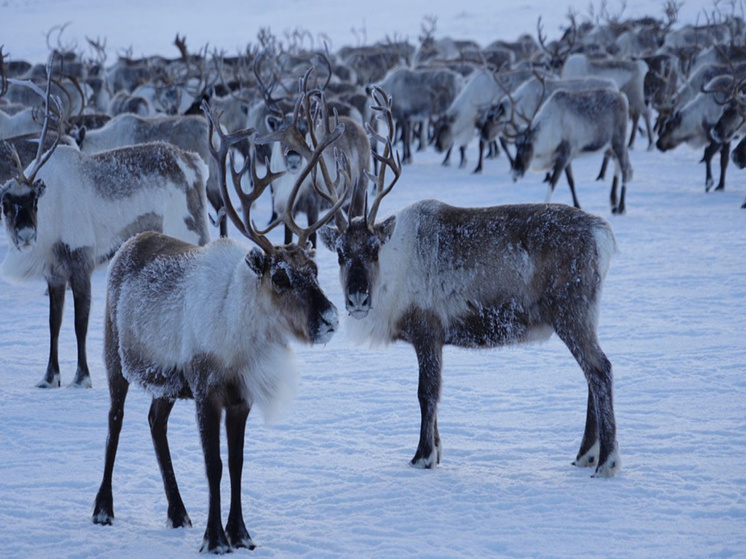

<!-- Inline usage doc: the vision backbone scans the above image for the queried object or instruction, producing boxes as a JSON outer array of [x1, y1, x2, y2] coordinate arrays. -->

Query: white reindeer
[[320, 88, 621, 478], [656, 75, 737, 192], [431, 68, 508, 168], [0, 78, 210, 388], [92, 100, 344, 554], [511, 88, 633, 214]]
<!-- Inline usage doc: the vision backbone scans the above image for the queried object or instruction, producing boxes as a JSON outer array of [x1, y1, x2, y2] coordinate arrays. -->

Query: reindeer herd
[[1, 3, 744, 553]]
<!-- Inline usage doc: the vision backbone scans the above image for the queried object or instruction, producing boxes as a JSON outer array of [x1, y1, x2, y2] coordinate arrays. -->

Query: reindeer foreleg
[[714, 141, 730, 192], [546, 141, 571, 204], [39, 279, 65, 388], [702, 141, 720, 192], [69, 267, 93, 388]]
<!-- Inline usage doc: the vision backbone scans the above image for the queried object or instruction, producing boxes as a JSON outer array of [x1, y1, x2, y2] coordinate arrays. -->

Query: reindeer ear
[[32, 179, 46, 198], [318, 225, 339, 251], [245, 248, 268, 278], [266, 114, 282, 132], [376, 215, 396, 244]]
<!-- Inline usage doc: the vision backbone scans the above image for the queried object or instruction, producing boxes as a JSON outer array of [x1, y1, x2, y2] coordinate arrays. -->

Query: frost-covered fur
[[561, 54, 653, 149], [77, 113, 226, 235], [321, 200, 620, 477], [106, 235, 302, 419], [94, 231, 339, 553]]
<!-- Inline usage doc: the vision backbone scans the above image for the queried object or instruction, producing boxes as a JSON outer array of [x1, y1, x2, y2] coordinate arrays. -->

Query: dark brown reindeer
[[320, 86, 621, 477], [92, 98, 348, 553]]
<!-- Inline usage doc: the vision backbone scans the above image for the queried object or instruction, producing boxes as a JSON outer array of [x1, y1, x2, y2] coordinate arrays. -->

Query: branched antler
[[202, 99, 280, 254], [365, 85, 401, 226], [6, 65, 63, 186]]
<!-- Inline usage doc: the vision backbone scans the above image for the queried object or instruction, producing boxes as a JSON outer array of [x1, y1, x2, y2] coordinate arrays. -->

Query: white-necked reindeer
[[510, 88, 633, 214], [92, 99, 345, 554], [320, 87, 621, 478], [0, 75, 210, 389]]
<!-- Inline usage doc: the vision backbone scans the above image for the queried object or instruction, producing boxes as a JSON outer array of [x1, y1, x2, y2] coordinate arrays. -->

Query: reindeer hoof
[[591, 444, 621, 478], [69, 374, 92, 389], [410, 443, 442, 469], [572, 441, 599, 468], [36, 373, 61, 388]]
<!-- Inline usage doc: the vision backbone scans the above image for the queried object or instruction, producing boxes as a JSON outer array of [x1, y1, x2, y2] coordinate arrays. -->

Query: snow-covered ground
[[1, 1, 745, 557]]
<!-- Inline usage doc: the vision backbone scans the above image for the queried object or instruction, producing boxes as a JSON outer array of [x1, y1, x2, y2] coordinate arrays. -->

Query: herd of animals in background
[[1, 1, 745, 553]]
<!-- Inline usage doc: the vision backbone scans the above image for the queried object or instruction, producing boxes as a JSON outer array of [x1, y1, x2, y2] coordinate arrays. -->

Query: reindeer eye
[[271, 269, 291, 290]]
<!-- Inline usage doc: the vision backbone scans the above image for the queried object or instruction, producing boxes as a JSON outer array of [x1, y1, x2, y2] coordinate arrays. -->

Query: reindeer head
[[2, 67, 61, 250], [319, 86, 401, 319], [1, 176, 47, 250], [510, 125, 539, 181]]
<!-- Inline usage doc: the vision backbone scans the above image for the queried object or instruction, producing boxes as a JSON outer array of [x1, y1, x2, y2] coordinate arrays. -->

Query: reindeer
[[431, 68, 509, 169], [511, 88, 633, 214], [320, 87, 621, 478], [92, 99, 344, 554], [374, 65, 464, 164], [561, 53, 653, 150], [656, 74, 737, 192], [0, 73, 210, 389]]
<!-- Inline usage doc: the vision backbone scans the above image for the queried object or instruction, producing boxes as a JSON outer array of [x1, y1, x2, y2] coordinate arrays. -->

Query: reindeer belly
[[445, 299, 550, 348]]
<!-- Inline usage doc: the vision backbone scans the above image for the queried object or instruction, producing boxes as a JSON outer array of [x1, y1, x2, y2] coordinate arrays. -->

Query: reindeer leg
[[644, 109, 655, 151], [554, 323, 619, 478], [93, 329, 130, 525], [442, 145, 453, 166], [39, 279, 65, 388], [149, 397, 191, 529], [573, 388, 599, 467], [472, 139, 485, 174], [703, 141, 720, 192], [412, 339, 443, 468], [197, 393, 231, 554], [406, 311, 444, 469], [596, 151, 609, 181], [224, 401, 255, 550], [627, 112, 640, 149], [487, 139, 499, 159], [546, 141, 570, 204], [715, 141, 730, 192], [458, 146, 467, 169], [564, 163, 581, 209], [69, 267, 93, 388], [499, 137, 514, 167]]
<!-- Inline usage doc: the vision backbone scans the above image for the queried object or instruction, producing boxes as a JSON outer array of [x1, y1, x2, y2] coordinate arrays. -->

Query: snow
[[1, 0, 745, 557]]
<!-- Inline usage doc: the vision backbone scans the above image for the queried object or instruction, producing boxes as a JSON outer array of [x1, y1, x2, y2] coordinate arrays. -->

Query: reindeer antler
[[6, 65, 63, 186], [202, 99, 280, 254], [365, 86, 401, 226]]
